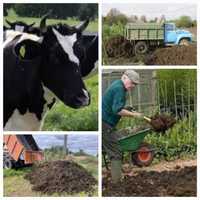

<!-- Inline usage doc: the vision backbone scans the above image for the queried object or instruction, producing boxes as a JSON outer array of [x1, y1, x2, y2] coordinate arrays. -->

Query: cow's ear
[[14, 39, 41, 60]]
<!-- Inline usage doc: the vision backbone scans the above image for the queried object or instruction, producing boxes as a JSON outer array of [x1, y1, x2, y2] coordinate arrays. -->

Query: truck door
[[164, 23, 177, 44]]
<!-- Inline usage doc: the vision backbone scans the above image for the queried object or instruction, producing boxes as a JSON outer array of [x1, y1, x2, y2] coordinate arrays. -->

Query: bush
[[103, 22, 124, 40], [44, 146, 66, 161], [73, 149, 89, 156]]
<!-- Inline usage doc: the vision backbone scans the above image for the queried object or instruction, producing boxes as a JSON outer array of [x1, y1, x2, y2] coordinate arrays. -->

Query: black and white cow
[[4, 14, 98, 131]]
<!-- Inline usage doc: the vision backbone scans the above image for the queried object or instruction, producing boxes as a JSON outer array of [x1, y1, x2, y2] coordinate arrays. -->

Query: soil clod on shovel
[[146, 114, 176, 133], [24, 160, 97, 195]]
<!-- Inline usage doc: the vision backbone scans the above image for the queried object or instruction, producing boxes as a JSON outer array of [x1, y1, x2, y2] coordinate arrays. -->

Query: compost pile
[[24, 160, 97, 194], [103, 165, 196, 196], [105, 36, 133, 57], [145, 44, 197, 65], [149, 114, 176, 132]]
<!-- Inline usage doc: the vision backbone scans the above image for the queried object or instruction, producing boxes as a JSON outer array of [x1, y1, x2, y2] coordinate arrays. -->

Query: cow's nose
[[77, 89, 90, 106]]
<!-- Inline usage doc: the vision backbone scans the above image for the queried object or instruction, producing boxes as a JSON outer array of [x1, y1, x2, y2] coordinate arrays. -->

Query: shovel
[[143, 116, 151, 122]]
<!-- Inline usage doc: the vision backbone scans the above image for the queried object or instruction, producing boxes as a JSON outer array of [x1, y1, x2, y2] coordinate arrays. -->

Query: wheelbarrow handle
[[143, 116, 151, 122]]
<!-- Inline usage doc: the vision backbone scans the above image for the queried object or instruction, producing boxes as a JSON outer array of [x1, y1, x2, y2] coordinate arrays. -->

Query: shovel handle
[[144, 116, 151, 122]]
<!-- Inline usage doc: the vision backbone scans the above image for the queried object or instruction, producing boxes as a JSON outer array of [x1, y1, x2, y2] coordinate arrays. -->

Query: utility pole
[[64, 135, 68, 155]]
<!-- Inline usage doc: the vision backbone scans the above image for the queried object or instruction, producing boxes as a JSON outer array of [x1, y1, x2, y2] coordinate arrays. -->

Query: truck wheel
[[179, 39, 190, 46], [135, 41, 148, 54], [3, 158, 13, 169], [131, 143, 154, 167]]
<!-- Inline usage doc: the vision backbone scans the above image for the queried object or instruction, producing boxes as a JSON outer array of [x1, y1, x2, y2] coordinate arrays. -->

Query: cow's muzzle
[[65, 89, 90, 109]]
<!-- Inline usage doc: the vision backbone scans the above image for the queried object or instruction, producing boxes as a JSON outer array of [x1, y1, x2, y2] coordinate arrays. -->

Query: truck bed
[[4, 135, 43, 164], [125, 23, 164, 41]]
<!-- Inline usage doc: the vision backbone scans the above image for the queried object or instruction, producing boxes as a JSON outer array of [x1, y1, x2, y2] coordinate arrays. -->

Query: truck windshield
[[165, 24, 175, 31]]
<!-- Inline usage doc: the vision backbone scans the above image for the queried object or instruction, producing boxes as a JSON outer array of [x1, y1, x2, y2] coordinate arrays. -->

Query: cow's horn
[[40, 10, 52, 33], [76, 18, 89, 32], [5, 19, 13, 27]]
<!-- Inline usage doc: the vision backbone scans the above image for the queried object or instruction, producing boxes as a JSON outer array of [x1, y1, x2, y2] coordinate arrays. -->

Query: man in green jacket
[[102, 70, 143, 183]]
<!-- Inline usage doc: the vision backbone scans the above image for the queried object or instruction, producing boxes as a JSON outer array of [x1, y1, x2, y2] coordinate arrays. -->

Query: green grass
[[4, 9, 98, 32], [4, 167, 32, 178], [75, 155, 98, 179], [42, 75, 98, 131]]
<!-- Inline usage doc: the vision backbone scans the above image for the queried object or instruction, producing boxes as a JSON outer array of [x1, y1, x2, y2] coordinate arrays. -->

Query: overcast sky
[[102, 4, 196, 20], [33, 135, 98, 156]]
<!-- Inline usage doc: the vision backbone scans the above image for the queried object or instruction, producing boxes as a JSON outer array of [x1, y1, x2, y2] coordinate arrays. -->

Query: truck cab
[[164, 23, 193, 45]]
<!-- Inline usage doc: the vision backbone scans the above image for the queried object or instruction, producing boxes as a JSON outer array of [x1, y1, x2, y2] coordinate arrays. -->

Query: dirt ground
[[104, 43, 197, 66], [102, 159, 196, 197]]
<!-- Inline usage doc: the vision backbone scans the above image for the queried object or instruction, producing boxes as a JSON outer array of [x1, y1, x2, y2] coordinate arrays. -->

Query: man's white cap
[[124, 70, 140, 84]]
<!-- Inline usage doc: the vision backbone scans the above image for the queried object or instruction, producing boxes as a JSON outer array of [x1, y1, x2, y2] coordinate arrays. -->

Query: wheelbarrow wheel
[[131, 143, 154, 167]]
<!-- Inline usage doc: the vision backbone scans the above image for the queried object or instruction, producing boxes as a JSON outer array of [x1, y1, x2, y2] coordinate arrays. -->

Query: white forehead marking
[[15, 25, 24, 32], [17, 32, 42, 44], [3, 30, 42, 48], [52, 28, 79, 65]]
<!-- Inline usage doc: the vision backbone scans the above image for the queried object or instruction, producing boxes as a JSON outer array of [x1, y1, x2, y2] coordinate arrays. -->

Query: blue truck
[[124, 22, 193, 54]]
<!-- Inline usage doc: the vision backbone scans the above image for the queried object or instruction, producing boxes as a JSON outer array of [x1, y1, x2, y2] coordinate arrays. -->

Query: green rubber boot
[[111, 160, 122, 183]]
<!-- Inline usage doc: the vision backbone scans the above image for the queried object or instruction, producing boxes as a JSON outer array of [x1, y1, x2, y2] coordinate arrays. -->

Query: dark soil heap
[[145, 44, 197, 65], [24, 160, 97, 194], [103, 165, 196, 196], [150, 114, 176, 132], [105, 36, 133, 57]]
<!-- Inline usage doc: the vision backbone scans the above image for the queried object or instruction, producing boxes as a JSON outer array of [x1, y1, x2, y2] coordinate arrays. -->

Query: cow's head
[[6, 19, 35, 32], [39, 15, 92, 108]]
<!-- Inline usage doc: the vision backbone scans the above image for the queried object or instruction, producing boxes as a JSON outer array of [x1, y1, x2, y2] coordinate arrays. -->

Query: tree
[[107, 8, 121, 17], [176, 16, 193, 28], [105, 8, 128, 25], [78, 4, 98, 20], [129, 15, 138, 23], [6, 4, 97, 20], [140, 15, 147, 22], [3, 3, 14, 16], [159, 15, 166, 24]]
